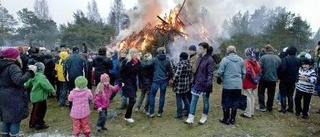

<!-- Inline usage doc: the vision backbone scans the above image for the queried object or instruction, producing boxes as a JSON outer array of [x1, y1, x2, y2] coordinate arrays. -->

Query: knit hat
[[34, 62, 45, 72], [100, 73, 110, 83], [179, 52, 189, 60], [72, 46, 79, 53], [286, 46, 297, 55], [59, 51, 69, 60], [0, 48, 20, 59], [245, 47, 256, 58], [75, 76, 88, 89], [188, 45, 196, 51]]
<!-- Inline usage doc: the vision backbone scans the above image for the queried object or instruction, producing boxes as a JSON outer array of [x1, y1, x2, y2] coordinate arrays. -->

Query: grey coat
[[217, 53, 246, 89], [259, 51, 281, 82]]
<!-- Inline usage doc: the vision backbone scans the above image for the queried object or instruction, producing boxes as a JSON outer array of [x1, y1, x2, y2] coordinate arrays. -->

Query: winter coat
[[173, 60, 192, 94], [0, 59, 34, 123], [24, 72, 56, 103], [193, 54, 215, 93], [278, 55, 300, 83], [259, 51, 281, 82], [143, 54, 173, 83], [93, 55, 113, 79], [64, 53, 87, 81], [119, 59, 141, 98], [189, 54, 198, 82], [94, 85, 120, 109], [55, 52, 69, 82], [68, 88, 93, 119], [296, 67, 317, 93], [217, 53, 245, 90], [140, 59, 154, 89], [243, 58, 261, 89]]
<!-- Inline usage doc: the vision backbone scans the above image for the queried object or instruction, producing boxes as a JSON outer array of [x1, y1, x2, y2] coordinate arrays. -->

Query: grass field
[[20, 83, 320, 137]]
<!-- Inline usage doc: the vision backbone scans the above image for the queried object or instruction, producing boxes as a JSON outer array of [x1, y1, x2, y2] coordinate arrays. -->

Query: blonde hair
[[126, 48, 140, 61], [95, 82, 114, 99]]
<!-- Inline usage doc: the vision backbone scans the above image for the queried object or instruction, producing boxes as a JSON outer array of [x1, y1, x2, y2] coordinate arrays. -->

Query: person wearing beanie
[[0, 48, 36, 136], [258, 44, 281, 112], [188, 45, 198, 102], [68, 76, 93, 137], [172, 52, 192, 119], [277, 46, 300, 114], [295, 58, 316, 119], [94, 73, 124, 133], [217, 45, 245, 125], [55, 51, 70, 107], [24, 62, 55, 130], [185, 42, 215, 125]]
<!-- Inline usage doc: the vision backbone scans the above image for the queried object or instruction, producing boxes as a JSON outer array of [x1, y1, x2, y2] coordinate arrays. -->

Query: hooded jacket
[[24, 72, 56, 103], [143, 54, 172, 83], [93, 55, 113, 79], [68, 88, 93, 119], [94, 85, 121, 109], [0, 59, 34, 122], [217, 53, 246, 89], [55, 51, 69, 82]]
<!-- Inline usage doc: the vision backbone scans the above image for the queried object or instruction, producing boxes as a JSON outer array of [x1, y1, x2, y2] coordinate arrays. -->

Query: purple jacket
[[193, 54, 215, 94], [68, 88, 93, 119]]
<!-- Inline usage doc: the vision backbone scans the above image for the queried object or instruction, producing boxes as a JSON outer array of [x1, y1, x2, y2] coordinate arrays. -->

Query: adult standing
[[278, 46, 300, 113], [240, 47, 261, 118], [188, 45, 198, 102], [185, 42, 215, 125], [119, 48, 141, 123], [258, 45, 281, 112], [217, 46, 245, 125], [93, 47, 113, 85], [146, 47, 173, 118], [64, 47, 87, 91], [173, 52, 192, 119], [0, 48, 36, 137]]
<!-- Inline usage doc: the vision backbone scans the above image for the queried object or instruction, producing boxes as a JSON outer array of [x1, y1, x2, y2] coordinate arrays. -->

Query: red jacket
[[243, 59, 261, 89]]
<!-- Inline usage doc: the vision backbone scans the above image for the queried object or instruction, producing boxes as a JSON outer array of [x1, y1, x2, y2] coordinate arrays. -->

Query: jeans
[[243, 89, 256, 116], [2, 122, 20, 136], [189, 93, 209, 115], [149, 81, 168, 115], [96, 109, 107, 128], [135, 87, 150, 111], [258, 80, 276, 110], [59, 82, 68, 106], [176, 93, 190, 117]]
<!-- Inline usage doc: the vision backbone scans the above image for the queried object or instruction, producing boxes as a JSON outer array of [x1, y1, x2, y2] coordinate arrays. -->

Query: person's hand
[[28, 65, 37, 72], [98, 107, 102, 112]]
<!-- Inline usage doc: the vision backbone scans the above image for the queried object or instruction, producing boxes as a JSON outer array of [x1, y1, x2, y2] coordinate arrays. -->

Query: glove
[[205, 84, 213, 97], [97, 107, 102, 112], [217, 77, 222, 85]]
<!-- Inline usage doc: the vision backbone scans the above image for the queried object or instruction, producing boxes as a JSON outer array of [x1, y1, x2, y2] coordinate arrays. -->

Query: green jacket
[[24, 72, 55, 103]]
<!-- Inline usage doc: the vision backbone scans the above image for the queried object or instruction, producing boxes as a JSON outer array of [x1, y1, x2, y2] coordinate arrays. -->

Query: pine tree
[[34, 0, 50, 20]]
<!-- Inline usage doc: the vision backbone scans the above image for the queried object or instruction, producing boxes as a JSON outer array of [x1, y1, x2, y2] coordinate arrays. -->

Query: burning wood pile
[[116, 0, 214, 55]]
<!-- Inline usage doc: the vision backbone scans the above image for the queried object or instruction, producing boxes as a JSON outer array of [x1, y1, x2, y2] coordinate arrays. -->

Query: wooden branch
[[157, 15, 169, 24]]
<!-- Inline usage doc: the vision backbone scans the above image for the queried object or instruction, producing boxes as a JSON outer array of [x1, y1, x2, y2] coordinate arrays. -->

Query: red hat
[[1, 48, 20, 59]]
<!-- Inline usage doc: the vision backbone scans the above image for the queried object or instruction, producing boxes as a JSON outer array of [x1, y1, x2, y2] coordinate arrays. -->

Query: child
[[24, 62, 56, 130], [295, 58, 317, 119], [94, 73, 123, 132], [68, 76, 93, 137]]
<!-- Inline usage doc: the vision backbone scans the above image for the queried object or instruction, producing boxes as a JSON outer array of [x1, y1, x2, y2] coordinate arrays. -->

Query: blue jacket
[[217, 53, 245, 90], [143, 54, 172, 83]]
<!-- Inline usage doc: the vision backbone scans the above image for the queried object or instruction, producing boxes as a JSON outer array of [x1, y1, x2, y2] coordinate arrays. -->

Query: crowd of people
[[0, 41, 320, 136]]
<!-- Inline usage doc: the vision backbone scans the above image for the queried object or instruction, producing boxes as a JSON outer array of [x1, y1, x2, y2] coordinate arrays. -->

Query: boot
[[219, 109, 230, 125], [1, 133, 9, 137], [229, 109, 237, 125], [116, 101, 127, 110], [184, 114, 194, 124], [198, 114, 207, 125]]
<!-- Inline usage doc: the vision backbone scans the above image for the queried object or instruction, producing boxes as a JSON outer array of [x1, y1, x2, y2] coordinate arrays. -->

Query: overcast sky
[[1, 0, 319, 32]]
